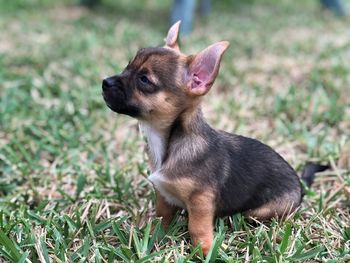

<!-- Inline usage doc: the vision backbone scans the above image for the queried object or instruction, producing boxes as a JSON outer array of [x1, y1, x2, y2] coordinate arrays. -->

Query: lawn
[[0, 0, 350, 262]]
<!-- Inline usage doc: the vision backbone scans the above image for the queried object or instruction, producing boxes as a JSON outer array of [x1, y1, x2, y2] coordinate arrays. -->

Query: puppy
[[102, 21, 302, 255]]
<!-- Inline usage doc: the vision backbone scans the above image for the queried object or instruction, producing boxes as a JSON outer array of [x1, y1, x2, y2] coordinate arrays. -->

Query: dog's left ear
[[165, 21, 181, 51], [187, 41, 229, 96]]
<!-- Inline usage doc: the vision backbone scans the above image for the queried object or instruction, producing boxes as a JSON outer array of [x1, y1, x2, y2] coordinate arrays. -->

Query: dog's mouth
[[102, 91, 140, 118], [102, 92, 118, 112], [102, 91, 109, 103], [103, 97, 113, 110]]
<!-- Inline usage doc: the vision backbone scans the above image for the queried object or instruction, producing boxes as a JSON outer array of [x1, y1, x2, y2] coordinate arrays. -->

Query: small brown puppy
[[102, 21, 302, 255]]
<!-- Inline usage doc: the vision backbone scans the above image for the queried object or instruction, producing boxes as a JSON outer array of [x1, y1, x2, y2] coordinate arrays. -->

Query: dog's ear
[[165, 21, 181, 51], [187, 41, 229, 96]]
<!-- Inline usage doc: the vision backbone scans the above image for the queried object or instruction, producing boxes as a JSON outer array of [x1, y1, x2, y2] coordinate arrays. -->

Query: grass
[[0, 0, 350, 261]]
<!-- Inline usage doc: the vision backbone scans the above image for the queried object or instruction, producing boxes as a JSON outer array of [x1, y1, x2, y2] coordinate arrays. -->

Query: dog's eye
[[139, 75, 151, 85], [137, 74, 159, 94]]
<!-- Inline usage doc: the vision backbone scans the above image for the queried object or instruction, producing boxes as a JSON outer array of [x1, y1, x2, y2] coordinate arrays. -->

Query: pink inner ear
[[191, 52, 217, 89], [191, 74, 203, 90], [189, 41, 229, 95]]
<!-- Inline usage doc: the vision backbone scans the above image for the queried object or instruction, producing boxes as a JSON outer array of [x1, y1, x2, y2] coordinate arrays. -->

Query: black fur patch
[[165, 111, 302, 217], [301, 163, 329, 187]]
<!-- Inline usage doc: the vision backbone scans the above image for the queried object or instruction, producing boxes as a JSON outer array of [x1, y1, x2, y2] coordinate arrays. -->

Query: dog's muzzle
[[101, 75, 140, 117]]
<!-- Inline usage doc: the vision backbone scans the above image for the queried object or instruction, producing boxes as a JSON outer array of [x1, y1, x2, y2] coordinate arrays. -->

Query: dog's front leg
[[155, 190, 178, 228], [187, 193, 215, 256]]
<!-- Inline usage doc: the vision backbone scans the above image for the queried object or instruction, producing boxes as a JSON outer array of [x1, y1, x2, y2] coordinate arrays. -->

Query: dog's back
[[214, 132, 302, 218]]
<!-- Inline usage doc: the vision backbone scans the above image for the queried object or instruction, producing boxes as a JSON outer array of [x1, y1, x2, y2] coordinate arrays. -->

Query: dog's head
[[102, 21, 229, 127]]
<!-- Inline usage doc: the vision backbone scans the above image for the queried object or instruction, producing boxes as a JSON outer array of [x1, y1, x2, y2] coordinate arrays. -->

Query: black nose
[[102, 76, 121, 91], [102, 78, 111, 91]]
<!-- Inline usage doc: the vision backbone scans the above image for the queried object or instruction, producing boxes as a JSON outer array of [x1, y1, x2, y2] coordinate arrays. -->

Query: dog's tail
[[301, 163, 329, 187]]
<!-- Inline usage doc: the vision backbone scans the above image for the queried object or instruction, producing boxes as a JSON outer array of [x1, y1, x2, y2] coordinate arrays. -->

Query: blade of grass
[[40, 237, 51, 263], [289, 245, 324, 261], [18, 251, 30, 263], [279, 222, 292, 254], [0, 228, 22, 261]]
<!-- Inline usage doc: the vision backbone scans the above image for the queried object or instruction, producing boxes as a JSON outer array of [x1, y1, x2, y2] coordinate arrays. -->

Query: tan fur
[[141, 54, 187, 89], [187, 191, 215, 255], [155, 176, 198, 204], [244, 191, 300, 220], [130, 55, 189, 127], [132, 90, 180, 126], [152, 174, 216, 254]]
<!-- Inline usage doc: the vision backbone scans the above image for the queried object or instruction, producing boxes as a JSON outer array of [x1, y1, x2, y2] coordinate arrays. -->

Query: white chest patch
[[140, 122, 165, 169], [148, 171, 185, 208], [140, 122, 185, 208]]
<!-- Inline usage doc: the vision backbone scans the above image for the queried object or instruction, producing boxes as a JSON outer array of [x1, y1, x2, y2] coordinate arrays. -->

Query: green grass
[[1, 0, 350, 261]]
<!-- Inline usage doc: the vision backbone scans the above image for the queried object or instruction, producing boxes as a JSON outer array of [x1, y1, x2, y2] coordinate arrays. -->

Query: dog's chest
[[140, 123, 165, 170], [140, 123, 185, 208], [148, 171, 185, 208]]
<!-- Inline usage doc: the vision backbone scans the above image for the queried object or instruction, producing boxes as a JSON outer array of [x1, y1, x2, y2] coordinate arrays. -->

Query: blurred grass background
[[0, 0, 350, 262]]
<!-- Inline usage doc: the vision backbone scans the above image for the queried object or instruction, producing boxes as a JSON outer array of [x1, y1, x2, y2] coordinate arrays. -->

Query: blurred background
[[0, 0, 350, 261]]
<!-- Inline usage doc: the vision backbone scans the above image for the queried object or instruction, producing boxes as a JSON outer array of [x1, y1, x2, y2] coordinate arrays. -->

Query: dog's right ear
[[165, 21, 181, 51]]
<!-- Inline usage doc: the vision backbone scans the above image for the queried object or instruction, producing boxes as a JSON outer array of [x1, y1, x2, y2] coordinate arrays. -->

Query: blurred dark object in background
[[169, 0, 347, 37], [170, 0, 211, 36], [320, 0, 347, 16], [78, 0, 347, 35], [80, 0, 101, 8]]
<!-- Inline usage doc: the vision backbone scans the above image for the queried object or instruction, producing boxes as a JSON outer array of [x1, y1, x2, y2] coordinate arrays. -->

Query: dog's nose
[[102, 78, 112, 91], [102, 76, 121, 91]]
